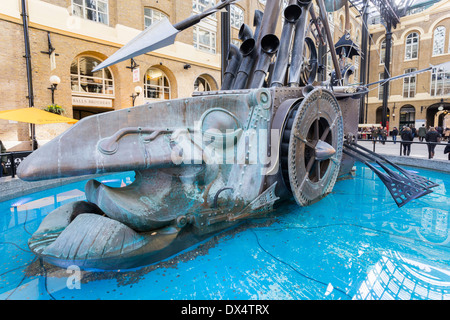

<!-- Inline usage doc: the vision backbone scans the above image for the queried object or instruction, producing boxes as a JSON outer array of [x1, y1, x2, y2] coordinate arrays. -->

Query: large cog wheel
[[286, 88, 343, 206]]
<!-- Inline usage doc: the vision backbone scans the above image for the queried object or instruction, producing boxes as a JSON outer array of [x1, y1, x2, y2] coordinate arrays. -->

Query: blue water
[[0, 163, 449, 300]]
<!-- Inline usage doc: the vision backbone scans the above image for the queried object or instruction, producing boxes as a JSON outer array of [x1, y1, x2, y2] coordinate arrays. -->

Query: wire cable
[[250, 228, 353, 299]]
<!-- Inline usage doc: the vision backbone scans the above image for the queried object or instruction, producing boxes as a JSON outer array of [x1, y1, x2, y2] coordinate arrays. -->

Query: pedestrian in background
[[392, 127, 398, 144], [0, 140, 6, 178], [401, 127, 413, 156], [380, 127, 387, 145], [425, 127, 440, 159], [445, 140, 450, 160], [418, 124, 426, 142], [372, 127, 379, 143]]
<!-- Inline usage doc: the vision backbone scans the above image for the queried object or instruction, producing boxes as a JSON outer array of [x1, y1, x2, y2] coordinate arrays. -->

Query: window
[[405, 32, 419, 60], [378, 73, 388, 100], [403, 68, 417, 98], [430, 67, 450, 97], [71, 56, 114, 95], [194, 76, 213, 92], [144, 68, 171, 100], [192, 0, 217, 53], [72, 0, 108, 24], [144, 8, 167, 28], [193, 26, 216, 54], [230, 5, 244, 29], [399, 106, 416, 127], [193, 0, 215, 14], [432, 26, 446, 56], [380, 39, 386, 64]]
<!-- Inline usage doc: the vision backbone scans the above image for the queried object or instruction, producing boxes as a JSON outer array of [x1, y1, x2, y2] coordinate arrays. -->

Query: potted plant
[[43, 104, 64, 115]]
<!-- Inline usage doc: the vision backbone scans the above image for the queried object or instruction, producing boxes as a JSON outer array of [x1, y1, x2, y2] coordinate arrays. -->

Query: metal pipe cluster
[[221, 0, 313, 91]]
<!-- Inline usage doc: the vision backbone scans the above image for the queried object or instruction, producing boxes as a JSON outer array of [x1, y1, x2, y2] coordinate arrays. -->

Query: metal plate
[[287, 88, 343, 206]]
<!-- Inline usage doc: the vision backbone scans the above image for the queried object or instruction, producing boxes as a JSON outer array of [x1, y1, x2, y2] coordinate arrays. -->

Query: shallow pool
[[0, 163, 449, 300]]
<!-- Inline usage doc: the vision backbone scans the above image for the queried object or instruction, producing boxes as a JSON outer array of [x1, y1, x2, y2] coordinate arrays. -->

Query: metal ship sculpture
[[17, 0, 439, 270]]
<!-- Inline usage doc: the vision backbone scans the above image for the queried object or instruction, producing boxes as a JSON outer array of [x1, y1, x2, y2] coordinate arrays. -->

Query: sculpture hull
[[20, 87, 360, 270]]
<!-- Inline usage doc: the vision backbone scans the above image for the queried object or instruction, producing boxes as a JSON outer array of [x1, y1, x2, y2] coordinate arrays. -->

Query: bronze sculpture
[[17, 0, 437, 270]]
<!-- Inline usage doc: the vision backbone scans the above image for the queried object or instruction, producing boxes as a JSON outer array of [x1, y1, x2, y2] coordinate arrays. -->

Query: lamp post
[[48, 75, 60, 104], [131, 86, 143, 106]]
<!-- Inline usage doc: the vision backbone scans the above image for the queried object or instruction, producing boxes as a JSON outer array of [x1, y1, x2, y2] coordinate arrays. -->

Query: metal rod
[[220, 1, 231, 83], [316, 0, 342, 83], [20, 0, 37, 150], [271, 3, 302, 87]]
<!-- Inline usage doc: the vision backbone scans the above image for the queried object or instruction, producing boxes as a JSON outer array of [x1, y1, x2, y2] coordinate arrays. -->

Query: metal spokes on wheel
[[299, 37, 318, 86], [302, 116, 334, 182], [282, 88, 344, 206]]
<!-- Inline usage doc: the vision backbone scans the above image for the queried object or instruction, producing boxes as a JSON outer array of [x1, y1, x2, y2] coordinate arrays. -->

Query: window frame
[[194, 76, 213, 92], [378, 72, 386, 100], [432, 26, 446, 56], [144, 7, 168, 29], [430, 67, 450, 97], [143, 68, 171, 101], [72, 0, 109, 25], [230, 5, 244, 29], [70, 56, 115, 97], [403, 68, 417, 98], [193, 25, 217, 54], [404, 32, 419, 61]]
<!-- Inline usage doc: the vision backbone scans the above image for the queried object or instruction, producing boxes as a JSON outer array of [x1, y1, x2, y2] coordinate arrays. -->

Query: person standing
[[372, 127, 379, 143], [0, 140, 6, 178], [401, 127, 413, 156], [445, 140, 450, 160], [425, 127, 440, 159], [380, 127, 387, 145], [418, 124, 426, 142], [392, 127, 398, 144]]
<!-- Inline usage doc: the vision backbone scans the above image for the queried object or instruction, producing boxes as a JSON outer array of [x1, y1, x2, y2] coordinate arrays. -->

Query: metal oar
[[342, 148, 430, 208], [350, 142, 439, 189], [365, 61, 450, 88], [344, 143, 433, 196], [93, 0, 239, 72]]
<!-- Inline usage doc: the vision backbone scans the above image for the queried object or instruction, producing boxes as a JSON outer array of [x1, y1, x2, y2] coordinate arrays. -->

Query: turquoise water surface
[[0, 163, 449, 300]]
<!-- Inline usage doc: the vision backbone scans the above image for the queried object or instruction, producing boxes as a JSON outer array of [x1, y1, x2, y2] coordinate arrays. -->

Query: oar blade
[[93, 18, 178, 72]]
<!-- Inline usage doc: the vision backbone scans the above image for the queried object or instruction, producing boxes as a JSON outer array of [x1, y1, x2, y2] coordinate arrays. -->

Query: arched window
[[405, 32, 419, 60], [194, 76, 213, 92], [70, 56, 114, 95], [143, 68, 171, 100], [433, 26, 446, 56], [144, 8, 167, 28]]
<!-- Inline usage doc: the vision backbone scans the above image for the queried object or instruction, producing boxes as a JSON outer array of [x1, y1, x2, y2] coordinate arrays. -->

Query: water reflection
[[0, 165, 449, 300], [355, 251, 450, 300]]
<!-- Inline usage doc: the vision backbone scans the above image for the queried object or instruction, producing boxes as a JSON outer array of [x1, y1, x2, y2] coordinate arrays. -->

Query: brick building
[[0, 0, 359, 150], [365, 0, 450, 131]]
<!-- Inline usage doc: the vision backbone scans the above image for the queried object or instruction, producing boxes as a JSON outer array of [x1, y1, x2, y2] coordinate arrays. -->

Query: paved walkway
[[357, 138, 450, 161]]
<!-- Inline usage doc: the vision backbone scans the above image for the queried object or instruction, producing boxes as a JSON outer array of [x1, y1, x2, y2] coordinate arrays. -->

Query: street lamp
[[48, 75, 61, 105], [131, 86, 143, 106]]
